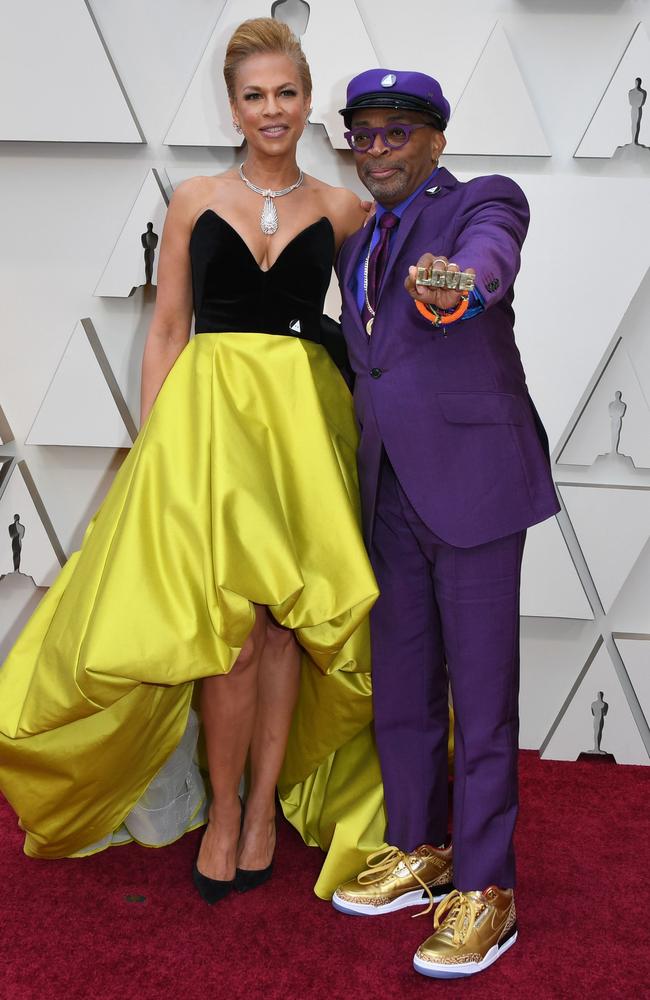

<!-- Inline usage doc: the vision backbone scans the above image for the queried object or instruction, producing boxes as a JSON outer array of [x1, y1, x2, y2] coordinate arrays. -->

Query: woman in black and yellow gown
[[0, 18, 386, 901]]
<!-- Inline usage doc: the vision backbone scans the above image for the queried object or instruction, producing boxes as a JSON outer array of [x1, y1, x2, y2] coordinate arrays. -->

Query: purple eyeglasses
[[343, 122, 432, 153]]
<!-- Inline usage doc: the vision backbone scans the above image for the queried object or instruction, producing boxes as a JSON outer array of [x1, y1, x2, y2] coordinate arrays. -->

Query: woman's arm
[[139, 181, 199, 426]]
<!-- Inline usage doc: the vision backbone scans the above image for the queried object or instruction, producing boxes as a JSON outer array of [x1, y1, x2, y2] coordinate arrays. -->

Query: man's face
[[349, 108, 446, 207]]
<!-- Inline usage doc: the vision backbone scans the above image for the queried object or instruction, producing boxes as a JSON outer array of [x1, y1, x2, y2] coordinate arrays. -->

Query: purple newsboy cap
[[339, 69, 450, 130]]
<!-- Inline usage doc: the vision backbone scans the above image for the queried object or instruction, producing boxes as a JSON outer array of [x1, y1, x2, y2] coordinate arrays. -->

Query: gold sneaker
[[413, 886, 517, 978], [331, 844, 453, 916]]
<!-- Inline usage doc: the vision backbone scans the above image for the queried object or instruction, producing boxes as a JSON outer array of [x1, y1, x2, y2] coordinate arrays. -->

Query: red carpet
[[1, 751, 648, 1000]]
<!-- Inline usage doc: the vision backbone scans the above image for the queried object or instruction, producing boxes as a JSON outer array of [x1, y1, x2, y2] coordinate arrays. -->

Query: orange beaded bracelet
[[415, 292, 470, 326]]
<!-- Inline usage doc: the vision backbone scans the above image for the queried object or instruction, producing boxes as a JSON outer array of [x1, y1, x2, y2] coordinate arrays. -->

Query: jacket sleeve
[[450, 175, 530, 309]]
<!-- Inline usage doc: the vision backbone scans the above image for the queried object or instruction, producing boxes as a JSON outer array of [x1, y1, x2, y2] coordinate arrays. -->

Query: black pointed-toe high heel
[[234, 860, 274, 893], [192, 860, 235, 904]]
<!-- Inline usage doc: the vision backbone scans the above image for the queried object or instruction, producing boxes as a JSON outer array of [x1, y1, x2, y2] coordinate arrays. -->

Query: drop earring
[[233, 121, 243, 134]]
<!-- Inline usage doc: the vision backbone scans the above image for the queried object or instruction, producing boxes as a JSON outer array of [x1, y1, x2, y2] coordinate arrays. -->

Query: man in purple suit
[[331, 69, 559, 978]]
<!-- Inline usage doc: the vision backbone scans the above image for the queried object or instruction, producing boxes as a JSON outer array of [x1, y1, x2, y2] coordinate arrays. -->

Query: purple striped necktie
[[362, 211, 399, 334]]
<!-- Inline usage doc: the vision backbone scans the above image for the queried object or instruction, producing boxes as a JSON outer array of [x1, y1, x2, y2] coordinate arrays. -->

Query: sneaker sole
[[413, 926, 517, 978], [332, 885, 452, 917]]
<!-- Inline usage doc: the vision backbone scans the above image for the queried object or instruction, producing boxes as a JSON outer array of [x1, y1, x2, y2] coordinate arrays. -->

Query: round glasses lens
[[385, 126, 409, 148], [352, 131, 372, 151]]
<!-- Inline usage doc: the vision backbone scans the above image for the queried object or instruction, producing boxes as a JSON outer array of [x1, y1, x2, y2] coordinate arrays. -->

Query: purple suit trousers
[[371, 455, 524, 889]]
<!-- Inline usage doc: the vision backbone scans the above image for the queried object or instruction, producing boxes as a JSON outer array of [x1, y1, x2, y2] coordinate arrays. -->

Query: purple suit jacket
[[337, 167, 560, 548]]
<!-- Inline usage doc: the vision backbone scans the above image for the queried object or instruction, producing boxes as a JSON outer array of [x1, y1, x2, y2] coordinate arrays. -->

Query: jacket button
[[370, 367, 383, 379]]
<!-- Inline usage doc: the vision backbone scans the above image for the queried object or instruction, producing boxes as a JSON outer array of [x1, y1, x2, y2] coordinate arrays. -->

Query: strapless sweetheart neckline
[[191, 209, 333, 274]]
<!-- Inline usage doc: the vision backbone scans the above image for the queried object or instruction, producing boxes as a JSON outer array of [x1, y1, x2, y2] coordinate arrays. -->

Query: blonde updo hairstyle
[[223, 17, 312, 101]]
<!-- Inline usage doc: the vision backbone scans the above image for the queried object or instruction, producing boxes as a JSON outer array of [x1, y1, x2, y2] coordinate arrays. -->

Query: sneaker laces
[[356, 846, 435, 916], [433, 889, 480, 946]]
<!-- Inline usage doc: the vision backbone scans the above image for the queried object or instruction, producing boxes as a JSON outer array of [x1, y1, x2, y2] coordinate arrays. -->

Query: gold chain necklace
[[363, 250, 375, 335]]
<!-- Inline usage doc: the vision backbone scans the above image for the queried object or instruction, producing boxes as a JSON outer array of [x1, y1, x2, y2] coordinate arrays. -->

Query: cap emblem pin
[[380, 74, 397, 88]]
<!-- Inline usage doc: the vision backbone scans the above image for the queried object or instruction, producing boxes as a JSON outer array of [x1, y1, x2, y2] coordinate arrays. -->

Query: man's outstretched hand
[[405, 253, 476, 311]]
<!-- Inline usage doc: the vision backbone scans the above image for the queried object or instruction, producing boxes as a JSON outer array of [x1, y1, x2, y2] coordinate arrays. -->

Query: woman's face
[[230, 52, 311, 156]]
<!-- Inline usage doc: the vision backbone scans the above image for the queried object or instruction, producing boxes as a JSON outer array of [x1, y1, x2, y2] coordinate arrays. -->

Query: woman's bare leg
[[197, 605, 267, 880], [237, 617, 301, 870]]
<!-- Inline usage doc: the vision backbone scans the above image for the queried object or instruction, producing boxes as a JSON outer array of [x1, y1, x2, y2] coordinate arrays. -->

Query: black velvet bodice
[[190, 211, 335, 342]]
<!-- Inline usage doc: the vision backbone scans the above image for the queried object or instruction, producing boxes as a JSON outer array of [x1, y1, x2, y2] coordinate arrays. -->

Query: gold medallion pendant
[[366, 317, 374, 335]]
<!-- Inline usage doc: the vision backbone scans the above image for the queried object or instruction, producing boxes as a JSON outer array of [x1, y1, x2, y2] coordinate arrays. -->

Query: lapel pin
[[426, 186, 441, 195]]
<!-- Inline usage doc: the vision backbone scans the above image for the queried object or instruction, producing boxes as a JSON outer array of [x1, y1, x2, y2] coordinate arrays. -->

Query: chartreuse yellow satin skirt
[[0, 333, 388, 898]]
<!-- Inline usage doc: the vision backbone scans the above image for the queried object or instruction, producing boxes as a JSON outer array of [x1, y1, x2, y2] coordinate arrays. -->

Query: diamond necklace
[[238, 163, 304, 235]]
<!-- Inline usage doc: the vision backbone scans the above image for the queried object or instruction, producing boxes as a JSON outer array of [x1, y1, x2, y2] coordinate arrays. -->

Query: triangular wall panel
[[559, 484, 650, 613], [164, 0, 378, 149], [0, 463, 65, 587], [576, 22, 650, 157], [94, 170, 169, 297], [26, 319, 136, 448], [0, 0, 143, 142], [542, 643, 648, 765], [445, 23, 550, 156], [520, 516, 593, 619], [558, 339, 650, 470]]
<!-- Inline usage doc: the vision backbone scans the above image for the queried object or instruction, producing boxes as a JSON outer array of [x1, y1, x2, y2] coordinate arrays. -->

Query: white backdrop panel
[[445, 23, 550, 156], [0, 0, 142, 142], [26, 320, 133, 448]]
